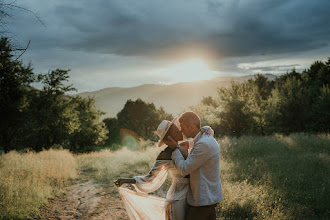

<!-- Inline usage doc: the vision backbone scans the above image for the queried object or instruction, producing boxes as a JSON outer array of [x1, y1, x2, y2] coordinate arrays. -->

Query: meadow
[[0, 133, 329, 219], [0, 150, 77, 219]]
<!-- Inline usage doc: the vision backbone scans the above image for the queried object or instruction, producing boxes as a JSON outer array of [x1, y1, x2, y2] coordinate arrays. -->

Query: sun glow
[[150, 58, 218, 84]]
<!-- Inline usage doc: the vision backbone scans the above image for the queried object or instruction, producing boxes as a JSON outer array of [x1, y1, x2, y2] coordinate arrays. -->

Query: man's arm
[[172, 142, 216, 176]]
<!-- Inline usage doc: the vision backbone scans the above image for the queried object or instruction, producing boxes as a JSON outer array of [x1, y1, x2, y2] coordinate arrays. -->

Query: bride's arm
[[114, 161, 165, 189], [133, 160, 171, 193], [114, 156, 171, 193]]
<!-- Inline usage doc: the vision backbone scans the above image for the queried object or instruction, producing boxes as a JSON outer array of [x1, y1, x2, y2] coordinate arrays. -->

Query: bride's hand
[[114, 178, 124, 187], [168, 136, 178, 147], [114, 178, 136, 187]]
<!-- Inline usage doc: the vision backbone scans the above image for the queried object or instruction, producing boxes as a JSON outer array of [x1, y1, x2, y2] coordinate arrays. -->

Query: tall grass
[[0, 149, 78, 219], [1, 134, 329, 219], [219, 133, 330, 219], [77, 147, 160, 182], [78, 133, 330, 219], [76, 147, 171, 196]]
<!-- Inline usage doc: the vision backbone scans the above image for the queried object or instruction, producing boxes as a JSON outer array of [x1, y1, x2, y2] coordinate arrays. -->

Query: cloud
[[5, 0, 330, 91], [238, 63, 301, 74], [10, 0, 330, 59]]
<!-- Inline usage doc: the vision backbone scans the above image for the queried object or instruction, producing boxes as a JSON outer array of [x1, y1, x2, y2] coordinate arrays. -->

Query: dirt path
[[35, 180, 128, 220]]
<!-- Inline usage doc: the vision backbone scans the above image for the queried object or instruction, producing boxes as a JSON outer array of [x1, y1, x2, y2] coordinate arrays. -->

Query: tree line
[[193, 58, 330, 136], [0, 38, 108, 152], [0, 37, 171, 153], [1, 35, 329, 152]]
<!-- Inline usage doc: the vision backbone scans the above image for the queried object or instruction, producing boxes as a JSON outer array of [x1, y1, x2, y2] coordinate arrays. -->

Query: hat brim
[[157, 117, 178, 147]]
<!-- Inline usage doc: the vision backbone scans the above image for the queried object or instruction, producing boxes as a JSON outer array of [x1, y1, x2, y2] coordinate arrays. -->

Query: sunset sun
[[150, 58, 218, 84]]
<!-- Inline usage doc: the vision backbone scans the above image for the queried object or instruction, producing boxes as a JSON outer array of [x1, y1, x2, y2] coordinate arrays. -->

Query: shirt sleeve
[[172, 141, 216, 176], [133, 160, 171, 193]]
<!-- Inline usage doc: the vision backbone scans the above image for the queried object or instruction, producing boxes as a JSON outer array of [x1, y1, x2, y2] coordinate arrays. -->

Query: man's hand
[[169, 137, 189, 159], [168, 136, 189, 150], [179, 141, 190, 150]]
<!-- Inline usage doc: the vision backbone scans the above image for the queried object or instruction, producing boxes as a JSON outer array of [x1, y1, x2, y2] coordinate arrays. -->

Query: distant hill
[[77, 74, 277, 118]]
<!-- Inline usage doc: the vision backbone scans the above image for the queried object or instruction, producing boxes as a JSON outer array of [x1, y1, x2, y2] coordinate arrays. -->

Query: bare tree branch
[[0, 1, 46, 28], [14, 40, 30, 61]]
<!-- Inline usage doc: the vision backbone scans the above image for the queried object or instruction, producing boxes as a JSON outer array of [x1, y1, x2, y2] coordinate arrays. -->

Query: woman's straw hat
[[156, 118, 178, 147]]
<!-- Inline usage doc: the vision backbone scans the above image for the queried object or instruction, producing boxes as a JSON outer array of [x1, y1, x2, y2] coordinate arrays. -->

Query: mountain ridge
[[77, 74, 277, 118]]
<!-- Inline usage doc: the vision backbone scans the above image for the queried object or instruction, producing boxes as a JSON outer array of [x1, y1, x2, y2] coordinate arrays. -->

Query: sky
[[4, 0, 330, 92]]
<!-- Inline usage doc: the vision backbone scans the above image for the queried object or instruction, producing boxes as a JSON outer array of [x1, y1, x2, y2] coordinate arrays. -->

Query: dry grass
[[0, 149, 78, 219], [78, 134, 330, 219], [219, 133, 330, 219], [1, 134, 329, 219], [76, 147, 171, 196]]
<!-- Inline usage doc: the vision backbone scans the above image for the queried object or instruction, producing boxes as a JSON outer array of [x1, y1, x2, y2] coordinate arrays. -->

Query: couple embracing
[[115, 111, 223, 220]]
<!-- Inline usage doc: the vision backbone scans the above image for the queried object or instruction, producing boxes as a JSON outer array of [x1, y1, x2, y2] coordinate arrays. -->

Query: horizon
[[74, 72, 279, 94]]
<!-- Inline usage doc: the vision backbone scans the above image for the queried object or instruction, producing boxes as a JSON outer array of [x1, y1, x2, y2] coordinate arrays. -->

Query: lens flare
[[120, 129, 141, 151]]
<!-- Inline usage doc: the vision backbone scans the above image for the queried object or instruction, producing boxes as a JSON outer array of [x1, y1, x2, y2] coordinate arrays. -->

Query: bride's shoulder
[[156, 147, 173, 160]]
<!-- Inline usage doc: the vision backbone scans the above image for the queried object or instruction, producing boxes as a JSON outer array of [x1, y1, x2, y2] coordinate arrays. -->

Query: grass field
[[0, 149, 77, 219], [0, 133, 329, 219], [218, 133, 330, 219], [77, 133, 330, 219]]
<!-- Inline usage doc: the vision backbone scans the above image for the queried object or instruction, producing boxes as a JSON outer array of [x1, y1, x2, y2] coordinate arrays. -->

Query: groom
[[170, 111, 223, 220]]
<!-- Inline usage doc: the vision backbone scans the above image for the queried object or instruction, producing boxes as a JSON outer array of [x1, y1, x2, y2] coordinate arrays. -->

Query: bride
[[114, 119, 214, 220]]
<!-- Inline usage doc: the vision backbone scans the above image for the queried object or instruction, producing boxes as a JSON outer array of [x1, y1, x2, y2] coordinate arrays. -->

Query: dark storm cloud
[[6, 0, 330, 92], [10, 0, 330, 60], [52, 0, 330, 59]]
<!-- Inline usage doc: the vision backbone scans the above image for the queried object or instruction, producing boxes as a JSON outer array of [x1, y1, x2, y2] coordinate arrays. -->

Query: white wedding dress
[[118, 141, 193, 220]]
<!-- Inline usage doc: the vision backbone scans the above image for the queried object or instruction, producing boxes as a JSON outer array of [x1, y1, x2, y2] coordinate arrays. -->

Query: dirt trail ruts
[[35, 180, 128, 220]]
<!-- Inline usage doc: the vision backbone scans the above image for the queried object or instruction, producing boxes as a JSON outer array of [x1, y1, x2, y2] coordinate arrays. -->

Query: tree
[[20, 69, 78, 151], [308, 85, 330, 132], [23, 70, 107, 152], [103, 99, 172, 146], [0, 37, 109, 153], [216, 83, 255, 136], [0, 37, 34, 152], [103, 117, 120, 145], [69, 96, 108, 152], [117, 99, 172, 141], [265, 77, 306, 133]]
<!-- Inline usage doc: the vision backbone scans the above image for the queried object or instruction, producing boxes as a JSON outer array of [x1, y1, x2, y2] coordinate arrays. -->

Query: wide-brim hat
[[157, 117, 178, 147]]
